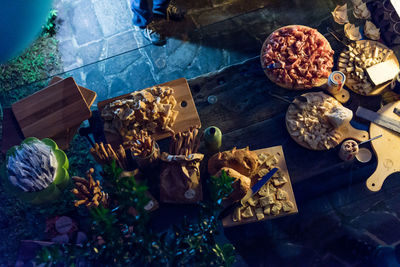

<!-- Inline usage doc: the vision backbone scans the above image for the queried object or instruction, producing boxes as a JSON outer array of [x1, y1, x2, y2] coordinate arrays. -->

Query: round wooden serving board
[[260, 25, 331, 90], [339, 40, 399, 96], [366, 101, 400, 191], [285, 92, 369, 150]]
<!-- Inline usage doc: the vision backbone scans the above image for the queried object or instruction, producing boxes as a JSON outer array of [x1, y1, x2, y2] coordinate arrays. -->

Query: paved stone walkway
[[52, 0, 336, 105]]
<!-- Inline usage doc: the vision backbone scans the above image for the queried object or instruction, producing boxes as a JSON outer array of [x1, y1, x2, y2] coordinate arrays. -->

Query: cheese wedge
[[366, 59, 399, 86]]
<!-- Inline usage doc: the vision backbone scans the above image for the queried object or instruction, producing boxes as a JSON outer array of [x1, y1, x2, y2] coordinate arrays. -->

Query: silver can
[[327, 71, 346, 95]]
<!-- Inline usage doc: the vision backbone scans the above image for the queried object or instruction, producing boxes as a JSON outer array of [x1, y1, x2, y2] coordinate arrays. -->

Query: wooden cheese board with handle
[[49, 76, 97, 149], [222, 145, 298, 227], [338, 40, 399, 96], [12, 77, 92, 140], [285, 92, 369, 150], [97, 78, 201, 145], [365, 101, 400, 191]]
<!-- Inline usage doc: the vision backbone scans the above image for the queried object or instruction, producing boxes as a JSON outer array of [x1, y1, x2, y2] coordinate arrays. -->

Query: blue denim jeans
[[131, 0, 171, 28]]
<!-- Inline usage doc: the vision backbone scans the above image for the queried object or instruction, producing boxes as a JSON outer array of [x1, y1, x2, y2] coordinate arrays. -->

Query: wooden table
[[187, 56, 382, 198], [3, 6, 400, 264]]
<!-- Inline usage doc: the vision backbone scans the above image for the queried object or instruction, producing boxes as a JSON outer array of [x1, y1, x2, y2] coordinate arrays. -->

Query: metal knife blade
[[218, 167, 279, 220], [356, 106, 400, 134], [248, 167, 278, 198]]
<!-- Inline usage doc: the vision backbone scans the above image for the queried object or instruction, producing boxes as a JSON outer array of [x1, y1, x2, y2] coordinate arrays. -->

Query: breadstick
[[90, 148, 103, 164], [75, 199, 88, 207], [187, 131, 193, 155], [192, 128, 198, 153], [75, 182, 91, 198], [72, 176, 90, 187], [107, 144, 119, 161], [99, 143, 108, 159], [94, 143, 104, 161], [193, 130, 202, 153], [118, 146, 127, 169], [87, 172, 96, 188], [118, 145, 126, 159], [179, 137, 185, 155], [176, 133, 183, 155]]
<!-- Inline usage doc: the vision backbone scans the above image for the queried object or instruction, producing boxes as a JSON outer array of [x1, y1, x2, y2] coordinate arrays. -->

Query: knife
[[356, 106, 400, 134], [218, 167, 279, 220]]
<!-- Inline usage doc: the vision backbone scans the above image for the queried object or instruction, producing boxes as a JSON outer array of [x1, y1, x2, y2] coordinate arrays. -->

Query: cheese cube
[[255, 208, 264, 220], [259, 195, 275, 206]]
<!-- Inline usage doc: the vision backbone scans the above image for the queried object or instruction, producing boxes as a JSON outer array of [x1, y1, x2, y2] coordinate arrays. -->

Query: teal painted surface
[[0, 0, 53, 63]]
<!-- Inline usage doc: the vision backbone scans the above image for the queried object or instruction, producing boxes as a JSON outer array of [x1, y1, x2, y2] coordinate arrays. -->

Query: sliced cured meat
[[261, 25, 334, 89]]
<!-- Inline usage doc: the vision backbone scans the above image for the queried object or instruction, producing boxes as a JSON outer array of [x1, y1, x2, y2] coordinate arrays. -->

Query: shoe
[[154, 4, 185, 21], [140, 25, 166, 46]]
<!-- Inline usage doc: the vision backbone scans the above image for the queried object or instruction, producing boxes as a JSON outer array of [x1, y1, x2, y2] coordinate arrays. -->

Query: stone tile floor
[[50, 0, 338, 105]]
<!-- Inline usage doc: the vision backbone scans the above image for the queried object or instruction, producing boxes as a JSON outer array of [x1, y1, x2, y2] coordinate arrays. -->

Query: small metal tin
[[327, 71, 346, 95]]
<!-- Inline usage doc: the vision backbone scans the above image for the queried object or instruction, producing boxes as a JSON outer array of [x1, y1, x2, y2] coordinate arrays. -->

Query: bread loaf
[[208, 147, 259, 177]]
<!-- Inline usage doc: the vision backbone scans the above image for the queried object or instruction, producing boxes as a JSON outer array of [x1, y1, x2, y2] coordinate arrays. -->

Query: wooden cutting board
[[366, 101, 400, 191], [285, 92, 369, 150], [12, 77, 92, 140], [49, 77, 97, 149], [222, 146, 298, 227], [97, 78, 201, 145]]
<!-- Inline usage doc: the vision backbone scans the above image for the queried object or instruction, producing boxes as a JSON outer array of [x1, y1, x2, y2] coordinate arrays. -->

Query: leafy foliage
[[36, 163, 237, 266], [0, 9, 62, 93], [209, 170, 236, 205], [42, 9, 58, 37], [65, 134, 97, 177]]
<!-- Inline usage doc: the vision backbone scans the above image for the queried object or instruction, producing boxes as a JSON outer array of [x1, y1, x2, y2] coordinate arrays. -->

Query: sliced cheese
[[241, 206, 254, 218], [366, 59, 399, 86]]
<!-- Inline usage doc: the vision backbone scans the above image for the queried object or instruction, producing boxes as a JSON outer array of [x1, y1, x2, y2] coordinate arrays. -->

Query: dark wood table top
[[188, 55, 381, 196]]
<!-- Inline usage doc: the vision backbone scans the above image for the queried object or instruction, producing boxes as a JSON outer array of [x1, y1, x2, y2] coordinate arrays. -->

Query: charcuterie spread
[[261, 25, 334, 89]]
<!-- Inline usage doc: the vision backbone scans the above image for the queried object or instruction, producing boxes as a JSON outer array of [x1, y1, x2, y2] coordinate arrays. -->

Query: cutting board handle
[[342, 124, 369, 142], [366, 161, 398, 192]]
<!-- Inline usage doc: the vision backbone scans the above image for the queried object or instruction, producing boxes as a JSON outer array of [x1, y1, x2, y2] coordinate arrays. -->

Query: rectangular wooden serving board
[[97, 78, 201, 145], [12, 77, 92, 140], [49, 76, 97, 149], [222, 145, 298, 227]]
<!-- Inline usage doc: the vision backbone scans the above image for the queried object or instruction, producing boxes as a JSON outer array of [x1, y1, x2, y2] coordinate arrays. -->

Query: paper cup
[[338, 140, 359, 161]]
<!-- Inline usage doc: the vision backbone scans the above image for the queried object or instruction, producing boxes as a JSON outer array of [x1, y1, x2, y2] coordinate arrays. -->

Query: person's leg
[[152, 0, 170, 15], [131, 0, 165, 45], [131, 0, 153, 28], [153, 0, 185, 21]]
